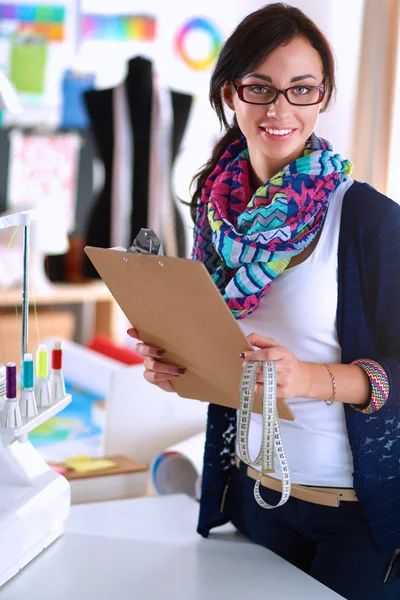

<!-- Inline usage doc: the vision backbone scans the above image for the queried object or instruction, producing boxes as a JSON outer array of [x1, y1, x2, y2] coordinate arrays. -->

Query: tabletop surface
[[0, 494, 344, 600]]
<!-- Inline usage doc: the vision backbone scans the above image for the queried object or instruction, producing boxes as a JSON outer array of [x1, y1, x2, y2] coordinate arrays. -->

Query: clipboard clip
[[127, 229, 164, 256]]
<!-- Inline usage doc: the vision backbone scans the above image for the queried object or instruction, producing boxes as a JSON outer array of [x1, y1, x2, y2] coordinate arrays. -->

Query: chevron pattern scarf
[[191, 133, 353, 319]]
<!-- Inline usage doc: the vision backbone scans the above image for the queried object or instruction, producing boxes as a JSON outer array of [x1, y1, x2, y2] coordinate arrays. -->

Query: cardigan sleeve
[[355, 199, 400, 411]]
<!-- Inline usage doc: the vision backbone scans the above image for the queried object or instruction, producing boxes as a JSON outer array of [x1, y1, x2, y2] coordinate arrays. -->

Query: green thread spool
[[36, 345, 48, 378]]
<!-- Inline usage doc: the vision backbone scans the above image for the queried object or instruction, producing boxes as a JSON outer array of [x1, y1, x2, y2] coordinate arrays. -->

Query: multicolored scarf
[[191, 133, 353, 319]]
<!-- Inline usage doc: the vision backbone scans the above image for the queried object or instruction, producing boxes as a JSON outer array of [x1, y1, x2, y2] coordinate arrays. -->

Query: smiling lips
[[260, 127, 296, 139]]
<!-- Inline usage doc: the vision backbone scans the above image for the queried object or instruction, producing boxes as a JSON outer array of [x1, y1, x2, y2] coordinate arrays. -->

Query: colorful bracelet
[[351, 359, 390, 414]]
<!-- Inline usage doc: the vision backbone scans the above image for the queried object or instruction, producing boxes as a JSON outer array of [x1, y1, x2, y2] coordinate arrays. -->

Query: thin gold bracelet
[[323, 363, 336, 406]]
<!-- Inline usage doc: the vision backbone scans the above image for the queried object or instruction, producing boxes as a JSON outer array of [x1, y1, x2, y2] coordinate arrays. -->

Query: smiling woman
[[127, 4, 400, 599]]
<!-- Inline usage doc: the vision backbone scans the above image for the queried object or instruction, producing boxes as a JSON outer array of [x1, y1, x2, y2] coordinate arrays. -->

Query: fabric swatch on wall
[[9, 34, 47, 94], [61, 70, 96, 130]]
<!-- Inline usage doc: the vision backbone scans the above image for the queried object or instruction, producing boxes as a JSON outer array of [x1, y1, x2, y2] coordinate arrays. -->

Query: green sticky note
[[36, 6, 52, 23], [10, 38, 47, 94]]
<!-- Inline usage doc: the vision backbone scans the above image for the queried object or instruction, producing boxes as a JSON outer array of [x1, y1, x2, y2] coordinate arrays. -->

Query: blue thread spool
[[22, 353, 34, 389]]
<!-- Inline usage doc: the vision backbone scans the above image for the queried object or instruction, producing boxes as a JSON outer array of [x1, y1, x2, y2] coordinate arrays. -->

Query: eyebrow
[[245, 73, 317, 83]]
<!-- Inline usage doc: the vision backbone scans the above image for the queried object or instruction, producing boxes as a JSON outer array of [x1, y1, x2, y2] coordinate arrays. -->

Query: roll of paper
[[151, 432, 205, 500]]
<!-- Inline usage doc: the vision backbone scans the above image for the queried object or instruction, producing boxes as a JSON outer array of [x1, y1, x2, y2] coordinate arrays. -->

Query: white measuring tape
[[237, 361, 291, 509]]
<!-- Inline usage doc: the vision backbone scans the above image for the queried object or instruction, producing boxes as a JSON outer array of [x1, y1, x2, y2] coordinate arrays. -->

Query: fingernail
[[177, 368, 186, 375], [157, 350, 165, 357], [239, 353, 245, 359]]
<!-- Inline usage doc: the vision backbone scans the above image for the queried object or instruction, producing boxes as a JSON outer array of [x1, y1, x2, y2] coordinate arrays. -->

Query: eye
[[291, 86, 313, 95], [248, 85, 272, 94]]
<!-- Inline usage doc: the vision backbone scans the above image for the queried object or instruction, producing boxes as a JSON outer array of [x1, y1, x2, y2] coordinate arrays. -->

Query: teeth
[[266, 128, 292, 136]]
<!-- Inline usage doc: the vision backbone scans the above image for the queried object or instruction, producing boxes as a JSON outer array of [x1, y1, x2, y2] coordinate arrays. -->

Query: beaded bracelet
[[351, 359, 390, 414], [323, 364, 336, 406]]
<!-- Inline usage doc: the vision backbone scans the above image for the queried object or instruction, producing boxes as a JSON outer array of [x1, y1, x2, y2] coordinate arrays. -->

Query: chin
[[257, 136, 307, 167]]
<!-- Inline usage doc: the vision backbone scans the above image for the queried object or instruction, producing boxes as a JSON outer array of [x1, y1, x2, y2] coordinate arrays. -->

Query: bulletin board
[[0, 0, 241, 128]]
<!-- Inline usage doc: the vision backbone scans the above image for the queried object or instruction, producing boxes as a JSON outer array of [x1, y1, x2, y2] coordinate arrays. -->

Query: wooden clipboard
[[84, 246, 294, 420]]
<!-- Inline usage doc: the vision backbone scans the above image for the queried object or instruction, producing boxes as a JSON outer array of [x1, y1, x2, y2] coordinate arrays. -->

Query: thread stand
[[0, 394, 71, 437], [0, 210, 72, 588]]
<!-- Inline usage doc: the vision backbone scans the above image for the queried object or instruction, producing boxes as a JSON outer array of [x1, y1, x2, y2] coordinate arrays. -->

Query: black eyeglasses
[[231, 81, 325, 106]]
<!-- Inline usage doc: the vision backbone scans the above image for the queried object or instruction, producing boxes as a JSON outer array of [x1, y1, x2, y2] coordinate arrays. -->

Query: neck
[[248, 143, 306, 189]]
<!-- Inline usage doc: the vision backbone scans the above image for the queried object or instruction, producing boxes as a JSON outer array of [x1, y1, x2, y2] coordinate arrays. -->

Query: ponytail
[[189, 118, 241, 223]]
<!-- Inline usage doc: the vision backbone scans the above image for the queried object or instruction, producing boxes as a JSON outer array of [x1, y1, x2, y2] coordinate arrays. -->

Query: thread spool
[[2, 362, 22, 427], [36, 345, 48, 378], [22, 353, 34, 389], [6, 362, 17, 399], [20, 353, 37, 419], [50, 341, 66, 402], [52, 341, 62, 370]]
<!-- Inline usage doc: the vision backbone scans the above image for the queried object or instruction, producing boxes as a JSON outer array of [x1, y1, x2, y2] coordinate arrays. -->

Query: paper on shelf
[[65, 455, 117, 473]]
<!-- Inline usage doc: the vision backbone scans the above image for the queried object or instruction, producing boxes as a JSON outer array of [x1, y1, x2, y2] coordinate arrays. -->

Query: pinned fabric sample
[[60, 69, 95, 130], [9, 34, 47, 94], [7, 130, 81, 235]]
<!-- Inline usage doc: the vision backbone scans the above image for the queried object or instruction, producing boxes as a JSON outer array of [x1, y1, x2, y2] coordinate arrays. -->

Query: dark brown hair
[[189, 2, 336, 223]]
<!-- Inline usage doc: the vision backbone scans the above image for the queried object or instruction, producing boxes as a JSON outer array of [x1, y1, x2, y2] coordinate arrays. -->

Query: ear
[[222, 82, 235, 111]]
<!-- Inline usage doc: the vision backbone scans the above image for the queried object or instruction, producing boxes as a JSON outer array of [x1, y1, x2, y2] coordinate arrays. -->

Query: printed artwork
[[81, 14, 156, 41], [29, 381, 105, 461], [174, 17, 222, 71], [0, 2, 66, 42], [7, 130, 81, 233], [9, 34, 48, 93]]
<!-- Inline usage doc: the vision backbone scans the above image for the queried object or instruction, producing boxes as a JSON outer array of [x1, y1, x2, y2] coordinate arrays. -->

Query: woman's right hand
[[127, 327, 186, 393]]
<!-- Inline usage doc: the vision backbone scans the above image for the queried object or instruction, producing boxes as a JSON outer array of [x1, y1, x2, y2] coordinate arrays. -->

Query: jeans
[[225, 460, 400, 600]]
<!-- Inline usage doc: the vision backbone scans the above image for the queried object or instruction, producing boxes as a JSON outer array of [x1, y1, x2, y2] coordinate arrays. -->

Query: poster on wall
[[78, 0, 158, 88], [81, 13, 156, 43], [0, 0, 76, 125], [9, 33, 48, 93], [0, 2, 66, 41], [7, 129, 81, 232]]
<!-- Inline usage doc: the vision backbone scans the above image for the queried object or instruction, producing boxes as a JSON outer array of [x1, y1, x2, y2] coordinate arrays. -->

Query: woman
[[128, 3, 400, 598]]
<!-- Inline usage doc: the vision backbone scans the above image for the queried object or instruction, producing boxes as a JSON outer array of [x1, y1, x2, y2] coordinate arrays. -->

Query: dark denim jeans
[[226, 460, 400, 600]]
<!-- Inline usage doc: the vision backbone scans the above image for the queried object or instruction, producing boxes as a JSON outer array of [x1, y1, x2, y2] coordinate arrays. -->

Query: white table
[[0, 495, 344, 600]]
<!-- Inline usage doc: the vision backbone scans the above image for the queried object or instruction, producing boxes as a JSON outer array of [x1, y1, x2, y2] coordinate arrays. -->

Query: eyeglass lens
[[242, 85, 321, 105]]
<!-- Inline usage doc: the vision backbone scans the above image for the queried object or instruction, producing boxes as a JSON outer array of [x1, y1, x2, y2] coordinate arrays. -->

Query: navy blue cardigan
[[197, 181, 400, 554]]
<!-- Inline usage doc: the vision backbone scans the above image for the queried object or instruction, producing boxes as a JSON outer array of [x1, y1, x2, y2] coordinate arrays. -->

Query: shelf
[[0, 281, 112, 307], [0, 394, 72, 436]]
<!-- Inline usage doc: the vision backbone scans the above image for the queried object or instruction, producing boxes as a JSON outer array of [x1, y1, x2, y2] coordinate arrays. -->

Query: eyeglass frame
[[231, 80, 326, 106]]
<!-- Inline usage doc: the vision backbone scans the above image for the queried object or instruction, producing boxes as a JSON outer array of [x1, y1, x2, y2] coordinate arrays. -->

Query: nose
[[266, 92, 292, 120]]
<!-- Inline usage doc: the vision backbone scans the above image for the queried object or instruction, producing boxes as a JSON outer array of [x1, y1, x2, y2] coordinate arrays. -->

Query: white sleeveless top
[[237, 177, 355, 487]]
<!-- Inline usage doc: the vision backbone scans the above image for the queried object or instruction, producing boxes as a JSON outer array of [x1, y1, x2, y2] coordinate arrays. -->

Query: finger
[[241, 347, 284, 363], [143, 356, 186, 376], [144, 369, 180, 382], [127, 327, 140, 339], [143, 369, 181, 387], [246, 333, 280, 349], [134, 341, 166, 359], [157, 381, 175, 393], [255, 383, 263, 394], [255, 369, 286, 384]]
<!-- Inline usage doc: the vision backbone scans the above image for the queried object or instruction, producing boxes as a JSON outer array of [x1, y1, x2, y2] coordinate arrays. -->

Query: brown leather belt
[[234, 455, 358, 508]]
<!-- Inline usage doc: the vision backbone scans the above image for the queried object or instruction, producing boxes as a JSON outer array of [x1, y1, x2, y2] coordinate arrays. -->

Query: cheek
[[233, 103, 264, 135], [298, 107, 320, 134]]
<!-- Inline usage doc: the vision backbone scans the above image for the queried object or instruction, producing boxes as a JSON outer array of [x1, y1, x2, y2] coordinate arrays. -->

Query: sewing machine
[[0, 210, 71, 587]]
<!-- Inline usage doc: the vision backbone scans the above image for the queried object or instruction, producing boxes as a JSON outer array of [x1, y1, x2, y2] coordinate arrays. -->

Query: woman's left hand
[[241, 333, 311, 398]]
